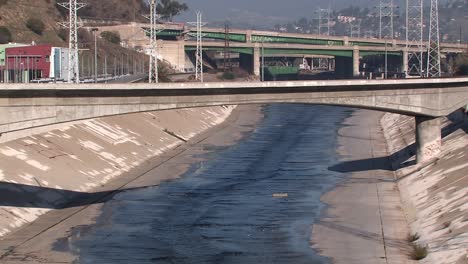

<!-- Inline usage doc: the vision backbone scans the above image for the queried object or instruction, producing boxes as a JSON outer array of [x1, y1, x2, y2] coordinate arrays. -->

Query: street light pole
[[91, 28, 99, 83], [385, 39, 388, 79], [261, 41, 265, 82]]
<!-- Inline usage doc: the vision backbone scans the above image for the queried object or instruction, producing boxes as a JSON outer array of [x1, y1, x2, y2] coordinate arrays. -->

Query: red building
[[4, 45, 52, 82]]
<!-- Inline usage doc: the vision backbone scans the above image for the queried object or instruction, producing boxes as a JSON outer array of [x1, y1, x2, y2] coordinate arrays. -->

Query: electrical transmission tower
[[318, 8, 331, 36], [350, 21, 361, 38], [58, 0, 86, 84], [379, 0, 396, 39], [406, 0, 424, 76], [317, 7, 331, 69], [188, 11, 206, 82], [145, 0, 161, 83], [427, 0, 441, 77]]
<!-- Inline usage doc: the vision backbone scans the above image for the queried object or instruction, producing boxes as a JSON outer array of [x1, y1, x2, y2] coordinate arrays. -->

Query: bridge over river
[[1, 78, 467, 163]]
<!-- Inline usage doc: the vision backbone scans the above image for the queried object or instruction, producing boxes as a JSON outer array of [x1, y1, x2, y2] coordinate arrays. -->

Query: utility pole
[[58, 0, 86, 84], [91, 28, 98, 83], [385, 39, 388, 79], [104, 55, 107, 82], [261, 41, 265, 82], [224, 23, 232, 72], [427, 0, 441, 77], [379, 0, 396, 39], [188, 11, 207, 82], [406, 0, 424, 77]]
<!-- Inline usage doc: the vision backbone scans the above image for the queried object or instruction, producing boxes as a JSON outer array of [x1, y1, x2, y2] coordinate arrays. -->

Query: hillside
[[0, 0, 148, 45], [78, 0, 148, 22], [0, 0, 65, 45], [0, 0, 151, 79]]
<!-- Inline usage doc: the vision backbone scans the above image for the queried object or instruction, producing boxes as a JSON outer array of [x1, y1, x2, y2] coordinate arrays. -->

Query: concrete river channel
[[59, 104, 352, 263]]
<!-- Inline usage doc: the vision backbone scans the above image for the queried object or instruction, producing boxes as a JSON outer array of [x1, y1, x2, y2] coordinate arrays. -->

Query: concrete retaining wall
[[381, 111, 468, 264], [0, 106, 235, 237]]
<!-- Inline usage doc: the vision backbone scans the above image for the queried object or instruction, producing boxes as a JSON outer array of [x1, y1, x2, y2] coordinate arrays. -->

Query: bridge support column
[[416, 116, 442, 164], [403, 49, 408, 78], [353, 48, 360, 77], [253, 47, 261, 77]]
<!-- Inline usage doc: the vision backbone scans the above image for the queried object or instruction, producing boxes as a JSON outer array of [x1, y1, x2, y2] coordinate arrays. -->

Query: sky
[[176, 0, 372, 27], [167, 0, 452, 28]]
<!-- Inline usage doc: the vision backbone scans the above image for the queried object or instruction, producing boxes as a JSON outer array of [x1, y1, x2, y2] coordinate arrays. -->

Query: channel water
[[67, 104, 351, 264]]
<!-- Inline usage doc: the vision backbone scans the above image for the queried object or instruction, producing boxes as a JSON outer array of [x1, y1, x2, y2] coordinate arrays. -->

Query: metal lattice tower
[[318, 8, 331, 36], [350, 21, 361, 38], [146, 0, 160, 83], [58, 0, 86, 83], [406, 0, 424, 76], [427, 0, 441, 77], [188, 11, 206, 82], [379, 0, 396, 39], [317, 7, 331, 69]]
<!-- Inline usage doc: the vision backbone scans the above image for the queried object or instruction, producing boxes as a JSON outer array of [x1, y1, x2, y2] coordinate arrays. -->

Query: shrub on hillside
[[100, 31, 121, 44], [26, 18, 46, 35], [0, 26, 12, 44], [58, 28, 67, 41], [0, 0, 8, 7]]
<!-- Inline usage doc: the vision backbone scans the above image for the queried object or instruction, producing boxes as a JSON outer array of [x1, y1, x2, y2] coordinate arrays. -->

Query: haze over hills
[[175, 0, 455, 28]]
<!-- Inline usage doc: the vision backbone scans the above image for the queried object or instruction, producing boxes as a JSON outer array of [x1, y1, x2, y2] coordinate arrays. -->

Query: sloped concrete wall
[[0, 106, 235, 237], [381, 111, 468, 264]]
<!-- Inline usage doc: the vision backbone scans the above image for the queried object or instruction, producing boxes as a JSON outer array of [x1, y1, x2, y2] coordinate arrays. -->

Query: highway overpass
[[91, 23, 468, 77], [1, 78, 467, 163]]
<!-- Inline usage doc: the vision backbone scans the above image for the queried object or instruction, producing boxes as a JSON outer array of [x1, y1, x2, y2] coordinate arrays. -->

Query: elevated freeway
[[91, 23, 467, 77], [1, 78, 467, 163]]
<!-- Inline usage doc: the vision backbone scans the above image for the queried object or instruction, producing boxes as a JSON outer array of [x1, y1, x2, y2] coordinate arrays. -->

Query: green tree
[[26, 18, 45, 35], [100, 31, 121, 44], [0, 26, 12, 44], [156, 0, 188, 21]]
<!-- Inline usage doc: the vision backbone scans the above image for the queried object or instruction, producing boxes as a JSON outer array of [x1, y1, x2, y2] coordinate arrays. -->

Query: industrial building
[[0, 44, 70, 83]]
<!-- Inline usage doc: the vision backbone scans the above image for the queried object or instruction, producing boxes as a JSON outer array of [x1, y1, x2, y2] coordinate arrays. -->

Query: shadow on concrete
[[0, 182, 154, 209], [316, 221, 409, 251], [329, 110, 467, 174]]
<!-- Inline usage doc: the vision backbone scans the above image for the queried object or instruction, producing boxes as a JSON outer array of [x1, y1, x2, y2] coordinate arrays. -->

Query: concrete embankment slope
[[382, 111, 468, 264], [0, 106, 235, 238]]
